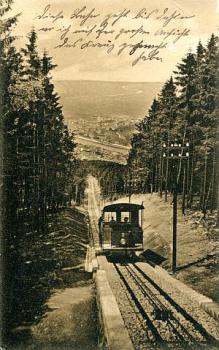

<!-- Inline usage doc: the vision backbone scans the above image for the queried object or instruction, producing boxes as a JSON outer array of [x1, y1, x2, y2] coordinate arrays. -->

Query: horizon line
[[54, 79, 164, 84]]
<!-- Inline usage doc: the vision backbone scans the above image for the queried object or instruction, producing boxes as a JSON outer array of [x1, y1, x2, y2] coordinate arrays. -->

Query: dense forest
[[0, 0, 76, 340], [127, 35, 218, 216]]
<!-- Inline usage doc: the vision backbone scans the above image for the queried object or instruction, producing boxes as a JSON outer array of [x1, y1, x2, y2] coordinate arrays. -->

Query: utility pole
[[163, 140, 189, 273], [128, 169, 132, 203], [128, 181, 131, 203], [172, 181, 177, 272]]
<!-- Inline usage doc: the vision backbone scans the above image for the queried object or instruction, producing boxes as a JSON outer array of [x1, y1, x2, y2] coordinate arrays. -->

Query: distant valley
[[55, 80, 163, 162]]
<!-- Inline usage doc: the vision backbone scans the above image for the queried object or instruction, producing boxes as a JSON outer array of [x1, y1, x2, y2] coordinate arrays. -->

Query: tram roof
[[103, 203, 144, 212]]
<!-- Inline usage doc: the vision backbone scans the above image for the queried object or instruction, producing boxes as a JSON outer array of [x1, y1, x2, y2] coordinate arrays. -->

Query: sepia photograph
[[0, 0, 218, 349]]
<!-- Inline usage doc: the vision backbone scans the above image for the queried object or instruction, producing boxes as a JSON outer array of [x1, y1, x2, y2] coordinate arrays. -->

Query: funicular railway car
[[98, 203, 144, 256]]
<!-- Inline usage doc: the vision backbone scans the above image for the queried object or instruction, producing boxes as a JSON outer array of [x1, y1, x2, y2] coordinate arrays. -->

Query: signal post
[[162, 141, 189, 273]]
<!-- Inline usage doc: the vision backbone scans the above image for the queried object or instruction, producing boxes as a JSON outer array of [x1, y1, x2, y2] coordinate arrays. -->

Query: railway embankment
[[95, 266, 134, 350]]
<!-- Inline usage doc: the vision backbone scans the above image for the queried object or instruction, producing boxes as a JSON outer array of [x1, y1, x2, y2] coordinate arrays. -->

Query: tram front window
[[121, 212, 130, 223], [104, 212, 116, 223]]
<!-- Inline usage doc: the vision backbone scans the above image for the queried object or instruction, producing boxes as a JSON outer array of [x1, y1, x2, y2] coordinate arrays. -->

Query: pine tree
[[198, 35, 219, 214], [40, 51, 76, 213], [174, 52, 198, 206], [19, 30, 42, 232], [158, 77, 178, 197], [0, 0, 20, 341]]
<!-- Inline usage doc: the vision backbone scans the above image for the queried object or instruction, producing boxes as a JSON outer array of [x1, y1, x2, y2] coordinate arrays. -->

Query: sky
[[11, 0, 219, 82]]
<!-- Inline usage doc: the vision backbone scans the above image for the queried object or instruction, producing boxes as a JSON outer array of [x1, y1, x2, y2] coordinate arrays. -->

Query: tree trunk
[[186, 156, 190, 209], [187, 151, 194, 208], [159, 153, 164, 198], [202, 152, 208, 214], [204, 181, 212, 218], [155, 155, 158, 192], [164, 134, 170, 202], [42, 108, 47, 230], [182, 166, 186, 215], [210, 146, 216, 213], [165, 157, 169, 202]]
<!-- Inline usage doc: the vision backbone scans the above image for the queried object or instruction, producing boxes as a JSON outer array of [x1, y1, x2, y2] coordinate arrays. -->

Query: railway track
[[87, 177, 219, 349], [113, 262, 219, 350]]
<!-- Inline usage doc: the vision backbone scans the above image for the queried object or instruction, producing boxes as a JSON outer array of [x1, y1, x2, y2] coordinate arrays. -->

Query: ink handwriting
[[34, 4, 195, 66]]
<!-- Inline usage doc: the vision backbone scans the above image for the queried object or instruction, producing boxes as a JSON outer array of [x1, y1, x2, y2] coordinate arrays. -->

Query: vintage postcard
[[0, 0, 218, 349]]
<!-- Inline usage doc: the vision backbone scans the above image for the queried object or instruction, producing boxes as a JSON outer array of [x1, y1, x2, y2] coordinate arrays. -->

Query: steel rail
[[114, 262, 218, 349]]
